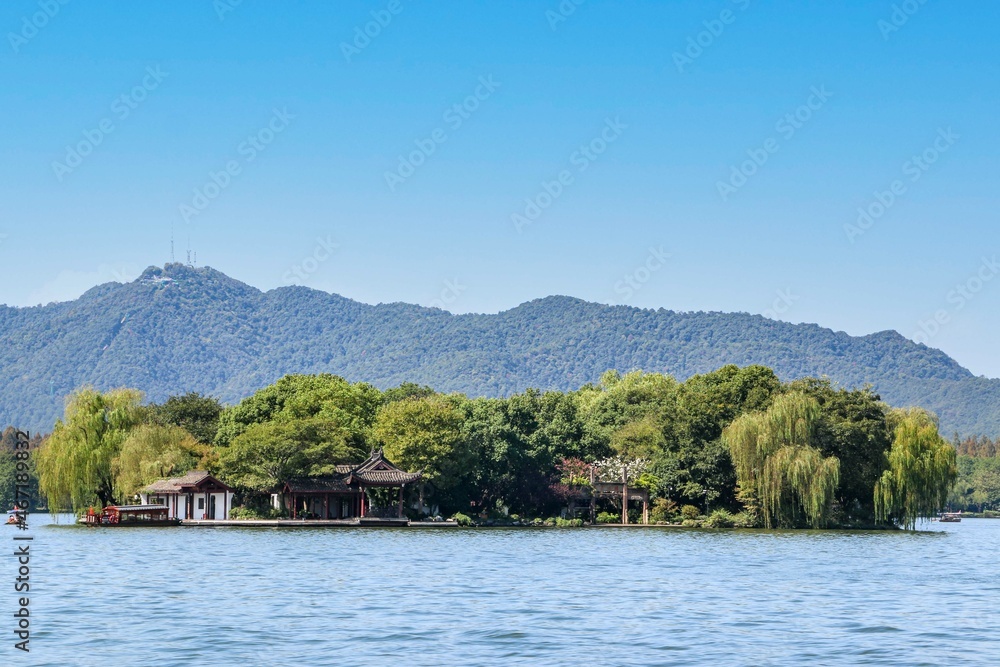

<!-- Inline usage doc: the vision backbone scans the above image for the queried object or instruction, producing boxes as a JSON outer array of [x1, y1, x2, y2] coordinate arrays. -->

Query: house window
[[198, 498, 205, 510]]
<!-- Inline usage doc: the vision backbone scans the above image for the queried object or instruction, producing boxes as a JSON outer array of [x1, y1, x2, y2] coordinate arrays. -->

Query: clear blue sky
[[1, 1, 998, 376]]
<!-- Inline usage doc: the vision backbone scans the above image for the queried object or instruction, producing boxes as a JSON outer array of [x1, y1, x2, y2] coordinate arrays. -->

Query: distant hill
[[2, 263, 998, 436]]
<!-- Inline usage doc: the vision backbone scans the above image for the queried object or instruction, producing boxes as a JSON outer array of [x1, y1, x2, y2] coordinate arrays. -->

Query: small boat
[[5, 509, 26, 526], [79, 505, 180, 527], [939, 511, 962, 523]]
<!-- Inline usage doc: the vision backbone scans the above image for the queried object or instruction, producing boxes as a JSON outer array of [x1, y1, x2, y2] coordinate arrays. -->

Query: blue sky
[[1, 1, 998, 376]]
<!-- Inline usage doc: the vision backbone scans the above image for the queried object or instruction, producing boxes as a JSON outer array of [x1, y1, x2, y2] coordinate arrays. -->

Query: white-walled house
[[140, 470, 234, 521]]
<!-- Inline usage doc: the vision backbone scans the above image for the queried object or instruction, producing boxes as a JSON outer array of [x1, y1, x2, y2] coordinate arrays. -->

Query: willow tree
[[35, 387, 144, 511], [113, 424, 210, 499], [874, 408, 957, 529], [722, 392, 840, 528]]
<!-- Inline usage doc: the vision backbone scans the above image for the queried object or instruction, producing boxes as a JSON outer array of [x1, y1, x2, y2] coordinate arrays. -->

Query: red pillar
[[360, 487, 366, 518]]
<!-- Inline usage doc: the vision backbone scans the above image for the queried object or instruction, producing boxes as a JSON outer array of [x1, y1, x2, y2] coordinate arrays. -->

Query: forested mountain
[[2, 263, 998, 436]]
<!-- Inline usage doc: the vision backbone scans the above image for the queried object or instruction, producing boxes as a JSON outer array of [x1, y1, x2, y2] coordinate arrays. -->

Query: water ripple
[[13, 517, 1000, 666]]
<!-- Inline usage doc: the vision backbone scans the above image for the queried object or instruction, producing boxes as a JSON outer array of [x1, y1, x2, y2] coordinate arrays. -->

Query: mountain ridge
[[2, 263, 997, 436]]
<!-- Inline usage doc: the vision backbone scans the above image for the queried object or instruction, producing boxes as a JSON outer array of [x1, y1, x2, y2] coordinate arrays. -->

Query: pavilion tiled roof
[[349, 468, 423, 485], [143, 470, 232, 493], [346, 448, 422, 486], [283, 450, 422, 493]]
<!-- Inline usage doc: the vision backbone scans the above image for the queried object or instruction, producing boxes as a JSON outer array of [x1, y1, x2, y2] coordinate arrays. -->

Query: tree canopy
[[36, 387, 144, 510], [723, 392, 840, 528], [24, 367, 966, 528], [874, 409, 957, 529], [219, 418, 360, 492], [113, 424, 210, 499]]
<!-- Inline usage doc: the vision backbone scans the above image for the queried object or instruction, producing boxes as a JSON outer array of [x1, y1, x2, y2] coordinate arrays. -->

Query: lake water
[[7, 516, 999, 666]]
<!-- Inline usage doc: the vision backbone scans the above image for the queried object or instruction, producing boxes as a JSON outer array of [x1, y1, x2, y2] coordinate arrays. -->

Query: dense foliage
[[724, 393, 840, 528], [874, 410, 958, 529], [2, 264, 999, 436], [0, 428, 42, 511], [949, 435, 1000, 512], [24, 367, 965, 528], [36, 387, 144, 510]]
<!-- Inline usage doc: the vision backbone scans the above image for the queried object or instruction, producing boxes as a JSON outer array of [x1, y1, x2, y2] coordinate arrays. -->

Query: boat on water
[[6, 509, 26, 526], [938, 512, 962, 523], [80, 505, 181, 527]]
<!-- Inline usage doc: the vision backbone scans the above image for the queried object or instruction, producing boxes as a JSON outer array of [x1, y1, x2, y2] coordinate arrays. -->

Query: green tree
[[0, 449, 15, 512], [950, 456, 1000, 511], [0, 429, 43, 511], [374, 395, 470, 506], [113, 424, 208, 499], [215, 374, 381, 451], [149, 393, 223, 444], [218, 419, 359, 492], [874, 408, 957, 529], [650, 365, 782, 511], [35, 387, 144, 511], [580, 370, 679, 456], [789, 379, 891, 522], [382, 382, 436, 404], [723, 392, 840, 528]]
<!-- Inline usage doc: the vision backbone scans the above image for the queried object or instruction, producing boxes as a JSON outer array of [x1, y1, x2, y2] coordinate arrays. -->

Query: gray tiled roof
[[143, 470, 230, 493], [284, 450, 422, 492]]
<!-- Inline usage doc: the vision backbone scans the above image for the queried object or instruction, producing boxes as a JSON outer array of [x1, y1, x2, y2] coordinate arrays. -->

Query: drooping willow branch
[[874, 408, 957, 530], [723, 392, 839, 528]]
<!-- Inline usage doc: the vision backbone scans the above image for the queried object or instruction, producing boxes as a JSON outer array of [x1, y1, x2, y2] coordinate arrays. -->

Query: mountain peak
[[0, 266, 996, 436]]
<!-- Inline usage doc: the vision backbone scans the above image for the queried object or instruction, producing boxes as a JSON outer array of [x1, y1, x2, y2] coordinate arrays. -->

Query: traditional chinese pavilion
[[282, 449, 422, 520]]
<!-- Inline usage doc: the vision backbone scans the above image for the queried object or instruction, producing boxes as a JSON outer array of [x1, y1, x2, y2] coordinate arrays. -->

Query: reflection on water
[[11, 516, 999, 666]]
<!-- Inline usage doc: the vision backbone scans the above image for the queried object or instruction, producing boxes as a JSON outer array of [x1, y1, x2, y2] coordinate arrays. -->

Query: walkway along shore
[[179, 518, 458, 527]]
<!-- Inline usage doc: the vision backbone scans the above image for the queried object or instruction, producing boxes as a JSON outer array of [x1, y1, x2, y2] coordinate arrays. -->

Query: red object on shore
[[80, 505, 180, 527]]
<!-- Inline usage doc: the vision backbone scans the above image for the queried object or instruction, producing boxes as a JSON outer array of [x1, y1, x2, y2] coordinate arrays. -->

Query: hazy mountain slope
[[1, 263, 996, 436]]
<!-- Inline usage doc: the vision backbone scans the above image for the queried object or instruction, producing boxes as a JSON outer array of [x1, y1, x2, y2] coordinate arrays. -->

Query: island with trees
[[9, 364, 975, 530]]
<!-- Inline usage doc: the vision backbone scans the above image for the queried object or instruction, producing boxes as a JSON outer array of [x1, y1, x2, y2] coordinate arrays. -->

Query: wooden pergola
[[591, 482, 650, 524]]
